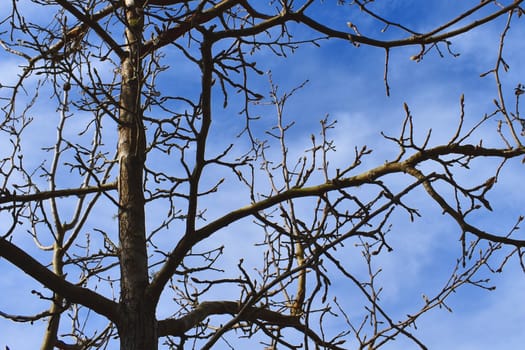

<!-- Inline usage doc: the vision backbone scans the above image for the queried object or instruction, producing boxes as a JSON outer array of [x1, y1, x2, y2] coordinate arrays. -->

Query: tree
[[0, 0, 524, 349]]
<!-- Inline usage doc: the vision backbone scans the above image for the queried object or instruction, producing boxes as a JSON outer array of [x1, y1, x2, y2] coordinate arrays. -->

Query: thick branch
[[157, 300, 343, 349], [148, 144, 525, 300], [295, 0, 523, 48], [142, 0, 240, 56], [0, 182, 117, 205], [196, 144, 525, 241], [53, 0, 125, 58], [0, 238, 119, 323], [141, 0, 524, 64], [157, 301, 298, 335]]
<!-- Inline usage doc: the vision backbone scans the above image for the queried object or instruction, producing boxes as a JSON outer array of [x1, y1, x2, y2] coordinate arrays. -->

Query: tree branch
[[148, 143, 525, 301], [295, 0, 523, 48], [0, 238, 119, 323], [196, 144, 525, 242], [406, 167, 525, 247], [157, 300, 344, 349], [0, 182, 117, 205], [53, 0, 125, 58], [142, 0, 240, 56]]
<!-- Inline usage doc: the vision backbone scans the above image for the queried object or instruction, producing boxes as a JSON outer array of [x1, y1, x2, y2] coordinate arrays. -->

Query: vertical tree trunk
[[117, 3, 156, 349], [40, 246, 64, 350]]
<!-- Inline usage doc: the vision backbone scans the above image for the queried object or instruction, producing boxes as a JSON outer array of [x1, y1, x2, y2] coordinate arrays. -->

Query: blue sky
[[1, 1, 525, 349]]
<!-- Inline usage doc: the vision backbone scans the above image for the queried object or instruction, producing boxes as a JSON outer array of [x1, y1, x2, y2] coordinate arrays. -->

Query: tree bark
[[40, 245, 64, 350], [117, 3, 156, 349]]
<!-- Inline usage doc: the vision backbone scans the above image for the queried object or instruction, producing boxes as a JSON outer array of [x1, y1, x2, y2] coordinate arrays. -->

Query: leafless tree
[[0, 1, 524, 349]]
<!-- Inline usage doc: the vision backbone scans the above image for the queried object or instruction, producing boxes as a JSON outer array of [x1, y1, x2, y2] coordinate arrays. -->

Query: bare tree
[[0, 1, 524, 349]]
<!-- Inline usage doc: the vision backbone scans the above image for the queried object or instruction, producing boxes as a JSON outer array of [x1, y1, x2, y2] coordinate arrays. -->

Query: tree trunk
[[117, 3, 156, 349], [40, 245, 64, 350]]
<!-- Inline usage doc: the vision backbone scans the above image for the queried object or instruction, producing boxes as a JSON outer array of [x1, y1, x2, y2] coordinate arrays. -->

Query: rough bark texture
[[117, 3, 156, 349], [40, 246, 64, 350]]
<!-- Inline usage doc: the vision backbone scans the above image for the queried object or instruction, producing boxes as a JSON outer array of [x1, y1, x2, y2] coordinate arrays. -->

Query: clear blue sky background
[[1, 1, 524, 349]]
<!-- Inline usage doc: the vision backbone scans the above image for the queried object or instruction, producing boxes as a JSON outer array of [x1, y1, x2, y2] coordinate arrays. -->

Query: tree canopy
[[0, 1, 524, 349]]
